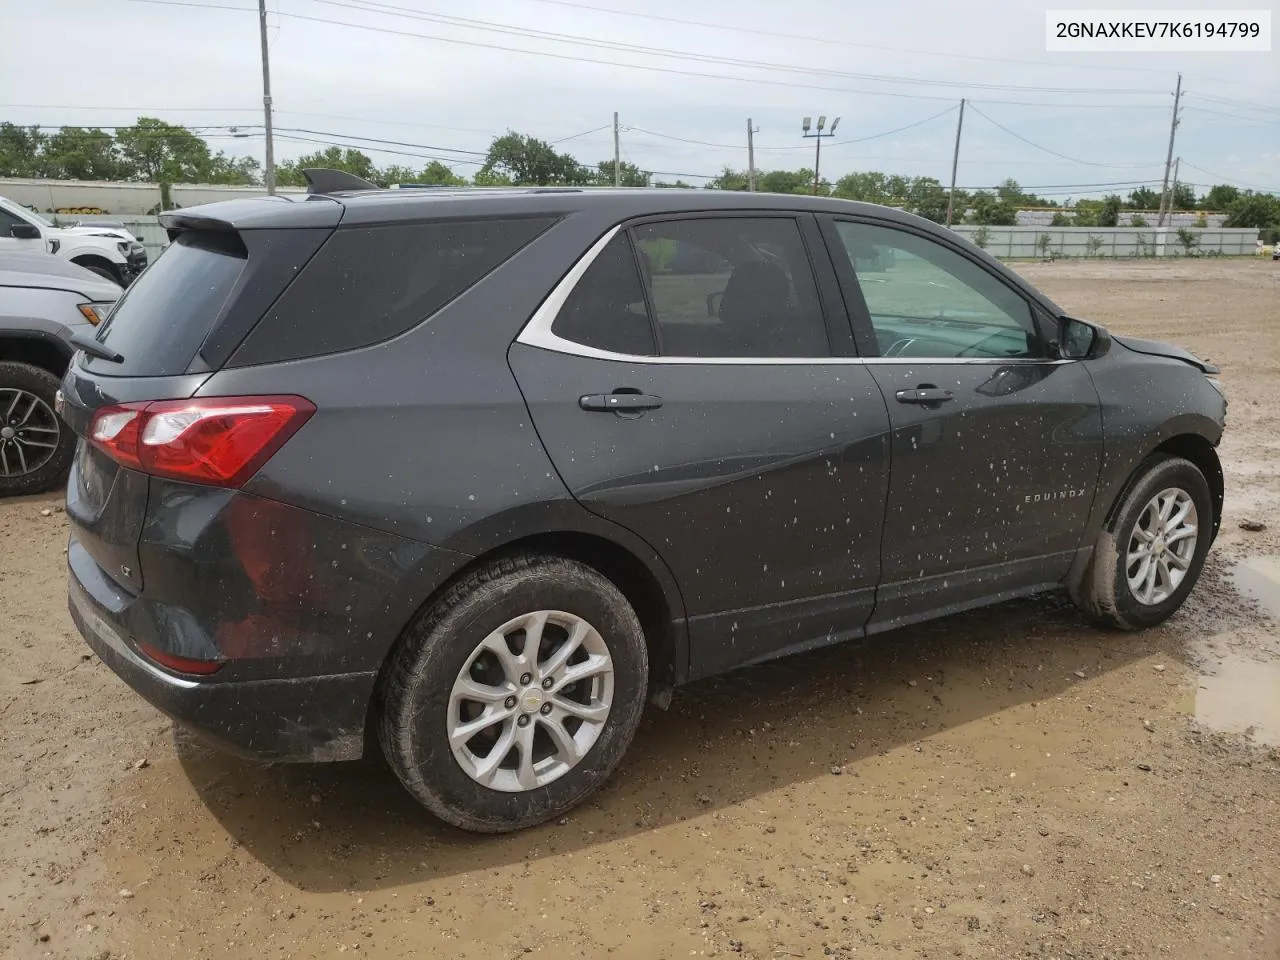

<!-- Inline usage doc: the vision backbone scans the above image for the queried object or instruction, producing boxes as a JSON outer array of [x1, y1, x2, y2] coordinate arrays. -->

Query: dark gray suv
[[61, 172, 1226, 832]]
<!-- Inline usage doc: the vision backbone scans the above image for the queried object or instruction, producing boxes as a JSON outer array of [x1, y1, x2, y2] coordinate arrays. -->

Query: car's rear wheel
[[1073, 454, 1213, 630], [378, 553, 648, 833], [0, 362, 75, 497]]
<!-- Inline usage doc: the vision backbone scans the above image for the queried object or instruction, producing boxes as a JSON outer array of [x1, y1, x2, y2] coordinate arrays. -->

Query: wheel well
[[69, 254, 119, 275], [1105, 434, 1224, 536], [386, 532, 677, 703], [493, 532, 677, 704], [0, 335, 72, 378], [1155, 434, 1224, 534]]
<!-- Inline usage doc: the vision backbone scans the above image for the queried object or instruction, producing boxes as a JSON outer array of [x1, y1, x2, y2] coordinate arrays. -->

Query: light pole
[[801, 115, 839, 195]]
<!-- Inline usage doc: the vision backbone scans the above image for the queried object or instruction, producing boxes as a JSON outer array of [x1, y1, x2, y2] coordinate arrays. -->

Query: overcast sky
[[2, 0, 1276, 198]]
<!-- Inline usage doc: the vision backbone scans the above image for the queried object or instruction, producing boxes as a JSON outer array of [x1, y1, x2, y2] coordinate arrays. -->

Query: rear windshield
[[88, 231, 246, 377]]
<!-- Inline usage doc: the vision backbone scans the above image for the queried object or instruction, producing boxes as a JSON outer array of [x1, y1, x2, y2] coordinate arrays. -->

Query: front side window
[[832, 221, 1039, 359]]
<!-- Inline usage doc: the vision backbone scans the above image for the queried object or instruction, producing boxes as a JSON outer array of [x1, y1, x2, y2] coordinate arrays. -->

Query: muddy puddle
[[1191, 556, 1280, 747]]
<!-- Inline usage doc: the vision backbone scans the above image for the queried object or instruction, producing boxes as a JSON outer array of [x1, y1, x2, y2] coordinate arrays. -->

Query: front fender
[[1084, 350, 1226, 542], [59, 241, 127, 265]]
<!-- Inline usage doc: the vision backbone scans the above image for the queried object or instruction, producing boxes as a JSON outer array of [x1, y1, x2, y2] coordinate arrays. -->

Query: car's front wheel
[[0, 362, 76, 497], [379, 553, 648, 833], [1074, 454, 1214, 630]]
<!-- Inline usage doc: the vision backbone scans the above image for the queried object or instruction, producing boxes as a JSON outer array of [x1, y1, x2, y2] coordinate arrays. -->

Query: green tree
[[654, 179, 694, 189], [993, 177, 1052, 208], [472, 168, 513, 187], [1170, 182, 1196, 211], [1200, 184, 1239, 211], [834, 171, 891, 202], [1098, 194, 1122, 227], [1126, 187, 1161, 210], [967, 191, 1017, 226], [41, 126, 127, 181], [0, 123, 49, 177], [1129, 214, 1148, 227], [971, 226, 991, 249], [275, 146, 379, 187], [759, 168, 824, 195], [906, 178, 957, 223], [1222, 191, 1280, 230], [595, 159, 649, 187], [380, 161, 467, 187], [1050, 212, 1073, 226], [478, 131, 588, 186], [204, 152, 260, 185], [1175, 227, 1200, 255], [707, 166, 749, 191], [116, 118, 216, 183]]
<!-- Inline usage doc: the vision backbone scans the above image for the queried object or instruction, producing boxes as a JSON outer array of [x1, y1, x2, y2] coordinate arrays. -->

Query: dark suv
[[61, 172, 1226, 832]]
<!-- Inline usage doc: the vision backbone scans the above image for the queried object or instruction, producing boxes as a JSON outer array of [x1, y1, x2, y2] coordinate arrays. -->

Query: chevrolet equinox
[[61, 171, 1226, 832]]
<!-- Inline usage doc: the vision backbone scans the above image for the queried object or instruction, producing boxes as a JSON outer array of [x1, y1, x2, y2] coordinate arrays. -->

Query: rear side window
[[90, 231, 246, 377], [232, 217, 555, 365]]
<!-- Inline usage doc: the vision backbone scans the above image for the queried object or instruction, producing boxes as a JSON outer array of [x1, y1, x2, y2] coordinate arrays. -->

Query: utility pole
[[1156, 73, 1182, 227], [258, 0, 276, 195], [747, 118, 758, 192], [945, 98, 966, 227], [613, 112, 621, 187], [801, 116, 839, 196]]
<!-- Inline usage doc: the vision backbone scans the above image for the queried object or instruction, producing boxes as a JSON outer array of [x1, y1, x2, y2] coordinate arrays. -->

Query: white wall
[[949, 225, 1260, 258]]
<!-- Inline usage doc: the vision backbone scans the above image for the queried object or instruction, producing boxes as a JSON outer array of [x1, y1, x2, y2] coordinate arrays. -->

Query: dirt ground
[[2, 259, 1279, 960]]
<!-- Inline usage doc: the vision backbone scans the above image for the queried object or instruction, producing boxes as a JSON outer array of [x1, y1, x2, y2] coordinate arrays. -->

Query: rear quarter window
[[230, 216, 556, 366]]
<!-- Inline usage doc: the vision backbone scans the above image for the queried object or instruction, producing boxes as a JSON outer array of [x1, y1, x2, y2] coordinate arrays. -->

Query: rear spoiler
[[303, 168, 380, 195]]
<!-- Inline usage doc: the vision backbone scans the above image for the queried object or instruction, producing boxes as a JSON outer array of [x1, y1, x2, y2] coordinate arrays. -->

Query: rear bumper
[[68, 545, 376, 762]]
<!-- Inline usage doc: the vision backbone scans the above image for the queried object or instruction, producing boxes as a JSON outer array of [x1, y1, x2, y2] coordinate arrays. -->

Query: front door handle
[[579, 392, 664, 412], [895, 385, 954, 404]]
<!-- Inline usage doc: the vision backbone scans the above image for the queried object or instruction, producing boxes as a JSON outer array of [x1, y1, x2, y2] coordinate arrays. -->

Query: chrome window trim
[[514, 223, 1071, 367]]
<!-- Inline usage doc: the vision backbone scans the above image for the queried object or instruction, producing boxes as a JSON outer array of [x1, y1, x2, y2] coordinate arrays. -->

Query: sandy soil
[[2, 259, 1278, 960]]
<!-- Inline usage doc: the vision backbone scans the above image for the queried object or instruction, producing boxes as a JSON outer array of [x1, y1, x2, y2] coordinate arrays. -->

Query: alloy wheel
[[447, 610, 614, 792], [1126, 487, 1198, 605], [0, 388, 61, 479]]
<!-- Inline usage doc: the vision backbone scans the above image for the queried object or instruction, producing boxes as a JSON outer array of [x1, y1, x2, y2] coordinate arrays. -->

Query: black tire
[[378, 553, 648, 833], [0, 361, 75, 497], [80, 263, 120, 284], [1073, 454, 1214, 630]]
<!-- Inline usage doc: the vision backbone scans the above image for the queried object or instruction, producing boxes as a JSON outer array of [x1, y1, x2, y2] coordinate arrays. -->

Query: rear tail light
[[89, 395, 315, 488]]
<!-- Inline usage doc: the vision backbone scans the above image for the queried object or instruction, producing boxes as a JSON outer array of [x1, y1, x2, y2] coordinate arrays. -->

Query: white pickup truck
[[0, 195, 148, 285]]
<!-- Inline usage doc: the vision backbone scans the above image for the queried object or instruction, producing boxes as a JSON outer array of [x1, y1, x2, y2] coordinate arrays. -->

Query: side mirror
[[1057, 316, 1111, 360], [706, 291, 724, 317], [10, 223, 41, 240]]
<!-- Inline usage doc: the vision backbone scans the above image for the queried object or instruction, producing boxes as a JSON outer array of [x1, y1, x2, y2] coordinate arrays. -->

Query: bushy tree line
[[2, 119, 1276, 237]]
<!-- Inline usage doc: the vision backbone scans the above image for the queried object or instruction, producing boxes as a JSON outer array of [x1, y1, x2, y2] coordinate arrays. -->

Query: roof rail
[[302, 168, 380, 195]]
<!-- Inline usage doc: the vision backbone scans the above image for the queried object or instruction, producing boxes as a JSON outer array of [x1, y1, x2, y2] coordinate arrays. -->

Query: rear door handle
[[895, 386, 954, 404], [579, 392, 664, 412]]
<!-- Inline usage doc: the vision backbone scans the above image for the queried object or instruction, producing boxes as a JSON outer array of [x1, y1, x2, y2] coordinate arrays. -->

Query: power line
[[627, 105, 959, 152], [1179, 161, 1279, 194], [119, 0, 1174, 108], [967, 103, 1144, 169], [1183, 106, 1280, 125], [492, 0, 1266, 90], [550, 124, 613, 145], [1182, 93, 1280, 118], [314, 0, 1167, 97]]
